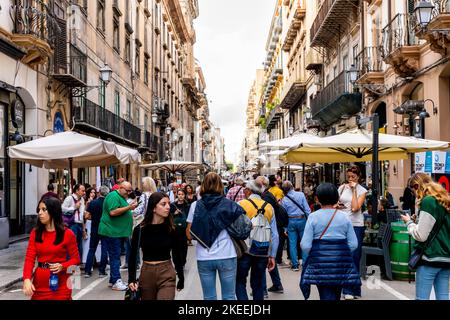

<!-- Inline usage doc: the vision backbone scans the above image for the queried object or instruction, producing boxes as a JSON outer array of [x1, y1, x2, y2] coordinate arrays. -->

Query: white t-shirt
[[186, 201, 237, 261], [338, 184, 368, 227]]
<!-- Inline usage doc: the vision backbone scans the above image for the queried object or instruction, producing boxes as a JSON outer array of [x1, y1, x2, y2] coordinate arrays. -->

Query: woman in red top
[[22, 197, 80, 300]]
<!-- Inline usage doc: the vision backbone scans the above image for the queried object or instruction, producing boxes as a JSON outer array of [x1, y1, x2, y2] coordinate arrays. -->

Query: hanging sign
[[415, 152, 426, 173]]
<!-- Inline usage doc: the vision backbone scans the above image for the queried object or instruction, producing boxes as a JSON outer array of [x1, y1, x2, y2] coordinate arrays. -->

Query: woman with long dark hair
[[22, 197, 80, 300], [185, 185, 197, 204], [128, 192, 184, 300]]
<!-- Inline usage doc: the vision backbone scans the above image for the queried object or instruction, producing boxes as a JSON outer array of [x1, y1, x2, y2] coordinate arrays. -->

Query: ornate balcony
[[415, 0, 450, 56], [382, 13, 421, 77], [310, 0, 359, 50], [311, 71, 362, 128], [282, 0, 306, 52], [279, 77, 306, 110], [305, 49, 323, 73], [266, 106, 283, 132], [73, 99, 141, 146], [9, 0, 59, 66], [355, 46, 384, 84]]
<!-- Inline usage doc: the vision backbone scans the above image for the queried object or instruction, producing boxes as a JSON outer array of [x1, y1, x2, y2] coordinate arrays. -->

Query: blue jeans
[[262, 264, 283, 290], [236, 254, 268, 300], [343, 226, 365, 297], [84, 230, 108, 275], [197, 258, 237, 300], [317, 286, 342, 300], [416, 265, 450, 300], [287, 219, 307, 268], [70, 223, 83, 259], [102, 237, 122, 285]]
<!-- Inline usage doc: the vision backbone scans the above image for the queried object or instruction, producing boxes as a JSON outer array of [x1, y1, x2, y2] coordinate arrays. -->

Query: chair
[[360, 223, 393, 280], [386, 209, 402, 224]]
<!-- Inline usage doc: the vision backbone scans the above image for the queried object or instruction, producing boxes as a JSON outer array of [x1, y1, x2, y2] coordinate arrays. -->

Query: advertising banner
[[432, 151, 447, 174]]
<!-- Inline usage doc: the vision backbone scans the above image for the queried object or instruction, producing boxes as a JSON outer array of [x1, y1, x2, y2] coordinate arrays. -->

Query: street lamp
[[165, 125, 172, 136], [99, 63, 113, 85], [347, 64, 359, 84], [173, 130, 179, 142], [414, 1, 435, 29], [151, 112, 158, 124]]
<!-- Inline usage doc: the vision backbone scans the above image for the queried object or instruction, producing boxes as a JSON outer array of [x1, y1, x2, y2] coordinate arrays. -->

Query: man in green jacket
[[99, 181, 138, 291]]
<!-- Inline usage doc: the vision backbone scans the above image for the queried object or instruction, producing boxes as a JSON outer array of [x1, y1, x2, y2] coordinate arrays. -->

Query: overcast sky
[[194, 0, 274, 166]]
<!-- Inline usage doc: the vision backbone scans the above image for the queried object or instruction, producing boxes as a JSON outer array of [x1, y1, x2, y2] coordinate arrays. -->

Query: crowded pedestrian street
[[0, 243, 418, 300], [0, 0, 449, 309]]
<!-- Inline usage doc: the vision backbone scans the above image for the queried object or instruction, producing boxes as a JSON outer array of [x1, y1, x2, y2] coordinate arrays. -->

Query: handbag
[[408, 212, 445, 271], [124, 226, 142, 301], [230, 237, 248, 259]]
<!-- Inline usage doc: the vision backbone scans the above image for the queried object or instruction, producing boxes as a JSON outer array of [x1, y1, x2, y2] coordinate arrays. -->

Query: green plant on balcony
[[259, 116, 267, 129], [266, 102, 275, 112]]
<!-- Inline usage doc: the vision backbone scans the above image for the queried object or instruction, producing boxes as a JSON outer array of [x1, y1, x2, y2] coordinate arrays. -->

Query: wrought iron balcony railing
[[355, 46, 384, 76], [144, 131, 159, 153], [382, 13, 419, 59], [10, 0, 59, 48], [74, 99, 141, 145]]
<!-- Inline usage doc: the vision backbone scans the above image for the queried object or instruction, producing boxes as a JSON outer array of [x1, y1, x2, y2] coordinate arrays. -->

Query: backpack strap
[[246, 198, 269, 216], [233, 186, 244, 201]]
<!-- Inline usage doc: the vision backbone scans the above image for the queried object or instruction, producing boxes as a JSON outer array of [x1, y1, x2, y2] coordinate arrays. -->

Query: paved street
[[0, 243, 418, 300]]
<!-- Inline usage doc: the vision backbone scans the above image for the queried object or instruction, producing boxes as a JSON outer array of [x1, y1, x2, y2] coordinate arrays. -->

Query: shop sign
[[53, 111, 64, 133], [415, 152, 426, 173], [432, 151, 446, 174], [434, 174, 450, 193], [446, 153, 450, 174], [10, 99, 24, 129], [425, 152, 433, 173]]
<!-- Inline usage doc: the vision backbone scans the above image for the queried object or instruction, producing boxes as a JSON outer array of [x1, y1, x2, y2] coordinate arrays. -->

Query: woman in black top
[[128, 192, 184, 300], [170, 189, 190, 268], [185, 184, 197, 204]]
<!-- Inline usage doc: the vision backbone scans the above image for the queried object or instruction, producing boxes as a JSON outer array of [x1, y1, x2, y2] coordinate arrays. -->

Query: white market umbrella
[[259, 132, 323, 149], [116, 145, 142, 164], [8, 131, 123, 168], [283, 128, 449, 163]]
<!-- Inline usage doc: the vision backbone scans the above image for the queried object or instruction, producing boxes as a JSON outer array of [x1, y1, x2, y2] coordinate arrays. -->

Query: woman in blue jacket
[[300, 183, 360, 300]]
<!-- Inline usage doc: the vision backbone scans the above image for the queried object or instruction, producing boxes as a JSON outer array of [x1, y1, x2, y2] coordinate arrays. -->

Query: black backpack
[[276, 205, 289, 228]]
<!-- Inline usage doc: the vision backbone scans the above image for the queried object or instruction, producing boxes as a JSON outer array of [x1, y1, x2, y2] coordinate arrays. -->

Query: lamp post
[[414, 1, 435, 29], [358, 114, 380, 220]]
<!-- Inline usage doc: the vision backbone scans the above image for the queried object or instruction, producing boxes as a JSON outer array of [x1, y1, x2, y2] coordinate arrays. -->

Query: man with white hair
[[226, 176, 246, 202], [236, 180, 279, 301]]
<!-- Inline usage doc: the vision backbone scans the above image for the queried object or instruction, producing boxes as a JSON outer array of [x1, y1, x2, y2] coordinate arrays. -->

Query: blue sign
[[446, 152, 450, 174], [53, 112, 64, 133], [425, 151, 433, 173]]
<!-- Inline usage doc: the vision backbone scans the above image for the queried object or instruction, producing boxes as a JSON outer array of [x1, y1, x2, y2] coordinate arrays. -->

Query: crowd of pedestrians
[[21, 169, 449, 301]]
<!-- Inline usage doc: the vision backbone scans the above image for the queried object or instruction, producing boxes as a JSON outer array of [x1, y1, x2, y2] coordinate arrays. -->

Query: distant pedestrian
[[187, 172, 247, 300], [268, 175, 284, 201], [61, 184, 87, 259], [23, 197, 80, 300], [39, 183, 60, 203], [195, 181, 202, 200], [127, 192, 184, 300], [98, 181, 138, 291], [170, 188, 190, 271], [280, 181, 311, 271], [226, 176, 246, 203], [338, 166, 367, 300], [85, 187, 97, 209], [401, 173, 450, 300], [400, 185, 416, 216], [185, 184, 198, 204], [83, 185, 109, 278], [300, 183, 360, 300]]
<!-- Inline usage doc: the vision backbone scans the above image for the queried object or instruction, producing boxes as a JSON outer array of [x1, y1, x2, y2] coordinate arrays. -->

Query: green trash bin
[[390, 222, 415, 281]]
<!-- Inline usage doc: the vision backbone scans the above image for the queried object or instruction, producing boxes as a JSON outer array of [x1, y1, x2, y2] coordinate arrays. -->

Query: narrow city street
[[0, 244, 417, 301]]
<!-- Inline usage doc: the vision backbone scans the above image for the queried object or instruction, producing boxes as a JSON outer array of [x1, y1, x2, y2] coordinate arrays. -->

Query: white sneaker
[[111, 279, 128, 291], [344, 294, 355, 300]]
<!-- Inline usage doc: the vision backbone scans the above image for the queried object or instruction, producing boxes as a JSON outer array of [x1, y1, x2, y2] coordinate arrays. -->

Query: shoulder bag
[[285, 194, 308, 218], [124, 226, 142, 301], [408, 213, 445, 271]]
